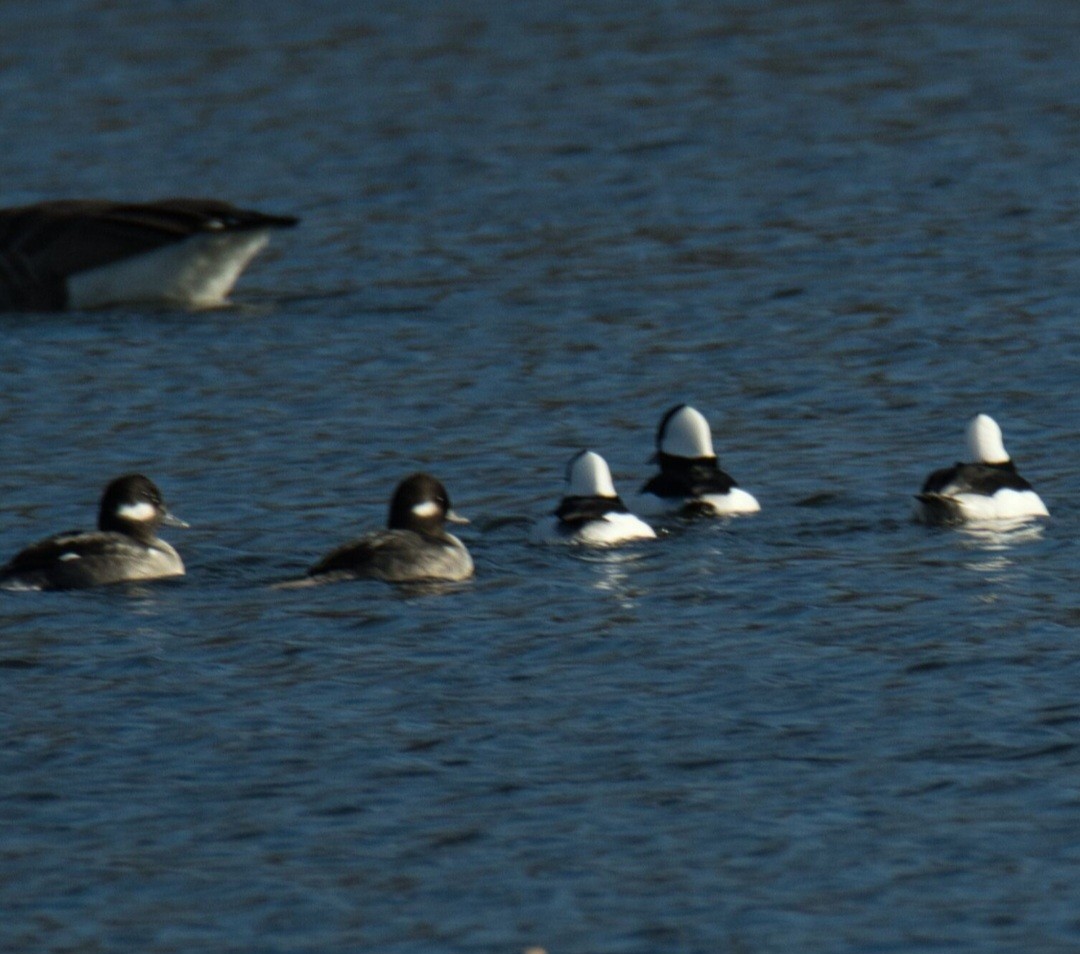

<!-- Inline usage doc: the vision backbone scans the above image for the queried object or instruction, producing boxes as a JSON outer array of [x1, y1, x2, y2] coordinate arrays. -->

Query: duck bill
[[445, 509, 469, 525], [161, 510, 190, 528]]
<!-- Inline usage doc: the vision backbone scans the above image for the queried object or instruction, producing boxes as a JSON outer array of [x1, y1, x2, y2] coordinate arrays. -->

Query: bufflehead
[[305, 473, 474, 584], [915, 414, 1049, 524], [0, 474, 187, 591], [532, 450, 656, 545], [636, 404, 761, 516], [0, 198, 297, 310]]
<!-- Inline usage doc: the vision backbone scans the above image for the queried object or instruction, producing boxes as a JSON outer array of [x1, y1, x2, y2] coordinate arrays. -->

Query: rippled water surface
[[4, 2, 1080, 951]]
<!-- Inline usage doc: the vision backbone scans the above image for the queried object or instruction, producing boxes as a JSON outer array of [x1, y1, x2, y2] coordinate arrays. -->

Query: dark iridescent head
[[387, 473, 466, 534], [97, 474, 186, 536]]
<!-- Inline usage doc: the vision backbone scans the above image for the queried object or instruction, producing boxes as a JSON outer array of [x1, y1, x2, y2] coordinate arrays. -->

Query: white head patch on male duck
[[532, 450, 656, 546], [567, 450, 618, 497], [659, 405, 716, 458], [915, 413, 1048, 525], [966, 413, 1010, 465], [637, 403, 761, 517]]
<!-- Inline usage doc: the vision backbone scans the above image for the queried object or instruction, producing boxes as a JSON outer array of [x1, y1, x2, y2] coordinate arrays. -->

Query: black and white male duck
[[915, 414, 1048, 524], [635, 404, 760, 517]]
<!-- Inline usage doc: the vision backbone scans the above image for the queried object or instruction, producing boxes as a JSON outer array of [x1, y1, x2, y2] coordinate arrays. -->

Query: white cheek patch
[[59, 552, 81, 562], [117, 501, 157, 522], [411, 500, 441, 518]]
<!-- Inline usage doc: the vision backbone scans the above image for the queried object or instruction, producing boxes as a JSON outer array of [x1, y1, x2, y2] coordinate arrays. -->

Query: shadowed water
[[3, 2, 1080, 952]]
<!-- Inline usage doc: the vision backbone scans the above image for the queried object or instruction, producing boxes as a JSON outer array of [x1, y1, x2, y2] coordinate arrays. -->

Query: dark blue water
[[4, 2, 1080, 951]]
